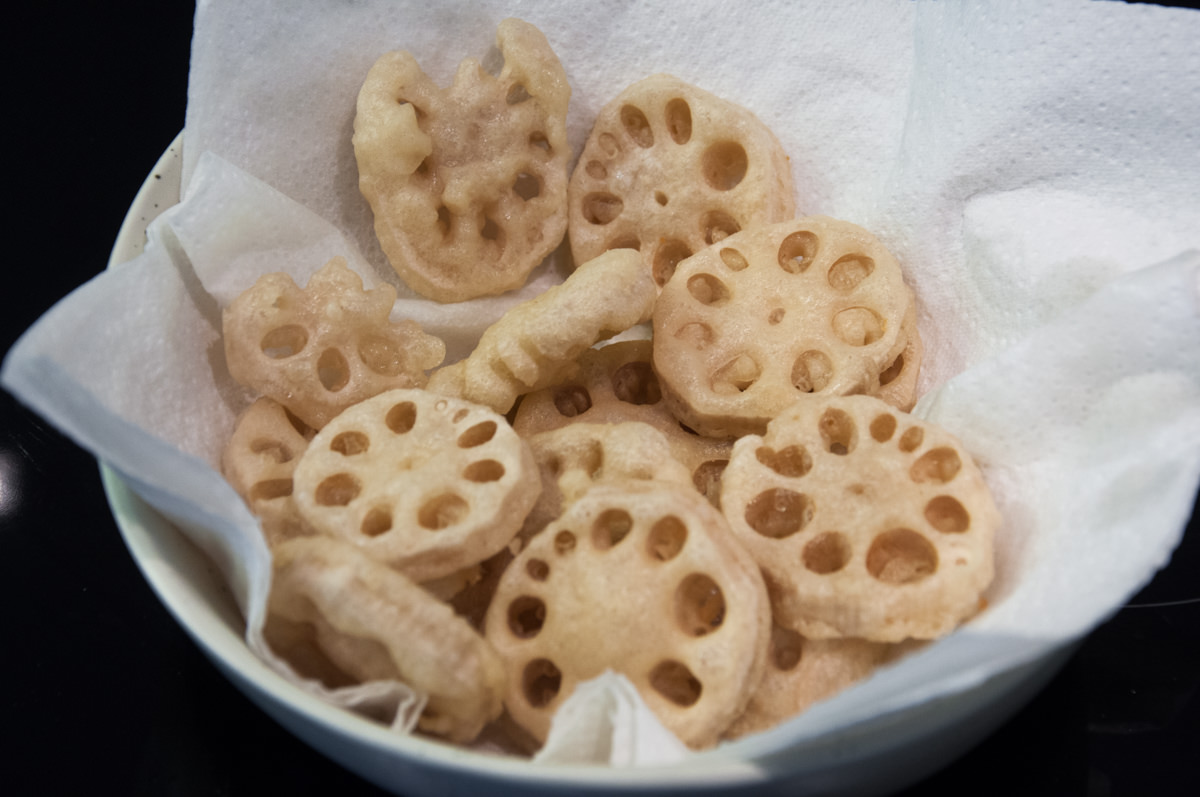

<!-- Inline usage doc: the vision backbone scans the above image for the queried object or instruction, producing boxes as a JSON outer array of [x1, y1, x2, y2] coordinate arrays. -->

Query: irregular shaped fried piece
[[719, 395, 998, 642], [512, 339, 735, 506], [354, 18, 571, 302], [223, 257, 446, 429], [265, 537, 506, 743], [568, 74, 795, 288], [653, 216, 917, 437], [222, 397, 317, 547], [291, 388, 539, 582], [427, 248, 655, 414], [485, 481, 771, 749]]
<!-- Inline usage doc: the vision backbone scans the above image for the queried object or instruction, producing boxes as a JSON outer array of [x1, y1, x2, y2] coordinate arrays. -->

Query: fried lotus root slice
[[719, 395, 999, 642], [512, 339, 736, 506], [291, 388, 540, 582], [653, 216, 917, 437], [353, 18, 571, 302], [484, 481, 771, 749], [223, 257, 446, 430], [221, 397, 317, 547], [265, 537, 506, 743], [427, 248, 655, 414], [568, 73, 795, 288], [725, 624, 919, 739], [521, 421, 695, 538]]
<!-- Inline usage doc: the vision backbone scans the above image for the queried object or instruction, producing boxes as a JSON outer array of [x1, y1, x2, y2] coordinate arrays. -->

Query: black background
[[4, 2, 1198, 795]]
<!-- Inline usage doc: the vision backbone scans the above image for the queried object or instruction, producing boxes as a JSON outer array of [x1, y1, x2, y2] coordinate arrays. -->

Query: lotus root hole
[[608, 233, 642, 252], [611, 361, 661, 405], [819, 408, 857, 455], [649, 660, 703, 707], [833, 307, 885, 346], [866, 528, 938, 584], [778, 231, 818, 274], [552, 385, 592, 417], [417, 492, 468, 530], [870, 414, 897, 442], [755, 444, 813, 478], [480, 217, 504, 246], [522, 659, 562, 708], [675, 573, 725, 636], [463, 459, 505, 483], [792, 350, 833, 394], [745, 488, 814, 538], [452, 408, 469, 423], [771, 625, 804, 671], [250, 439, 292, 463], [529, 131, 551, 154], [899, 427, 925, 452], [675, 321, 714, 350], [513, 172, 541, 201], [768, 307, 786, 325], [507, 596, 546, 639], [692, 460, 728, 506], [358, 336, 405, 377], [803, 531, 852, 574], [711, 354, 760, 394], [926, 495, 971, 533], [283, 408, 313, 438], [384, 401, 417, 434], [361, 506, 393, 537], [828, 255, 875, 291], [880, 352, 905, 386], [647, 515, 688, 562], [655, 191, 669, 206], [703, 211, 740, 245], [458, 420, 498, 448], [316, 349, 350, 392], [250, 478, 292, 502], [701, 141, 748, 191], [653, 239, 693, 287], [582, 192, 624, 225], [620, 104, 654, 148], [719, 247, 748, 271], [593, 509, 633, 550], [666, 98, 692, 144], [553, 530, 577, 555], [315, 473, 361, 507], [261, 325, 308, 359], [910, 447, 962, 484], [586, 160, 607, 180], [330, 431, 369, 457], [526, 558, 550, 581], [598, 132, 619, 157], [436, 206, 452, 238]]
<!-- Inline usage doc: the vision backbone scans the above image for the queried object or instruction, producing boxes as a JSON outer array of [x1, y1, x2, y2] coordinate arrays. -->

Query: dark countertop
[[4, 3, 1197, 795]]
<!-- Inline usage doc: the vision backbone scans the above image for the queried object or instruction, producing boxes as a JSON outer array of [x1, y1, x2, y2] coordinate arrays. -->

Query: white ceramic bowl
[[103, 135, 1076, 797]]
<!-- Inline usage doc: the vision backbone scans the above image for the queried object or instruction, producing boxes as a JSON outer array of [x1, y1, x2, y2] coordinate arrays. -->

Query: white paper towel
[[3, 0, 1200, 768]]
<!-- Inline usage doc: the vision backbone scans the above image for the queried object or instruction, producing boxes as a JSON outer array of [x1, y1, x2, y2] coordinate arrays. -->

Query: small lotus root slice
[[223, 257, 446, 430], [568, 73, 795, 288], [353, 18, 571, 302], [653, 216, 917, 437], [874, 300, 924, 412], [719, 395, 998, 642], [291, 388, 540, 582], [427, 248, 655, 414], [484, 481, 770, 749], [725, 625, 920, 738], [511, 339, 736, 506], [222, 398, 317, 547], [264, 536, 506, 743]]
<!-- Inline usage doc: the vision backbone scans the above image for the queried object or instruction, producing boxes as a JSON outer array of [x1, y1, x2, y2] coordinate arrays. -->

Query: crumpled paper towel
[[4, 0, 1200, 766]]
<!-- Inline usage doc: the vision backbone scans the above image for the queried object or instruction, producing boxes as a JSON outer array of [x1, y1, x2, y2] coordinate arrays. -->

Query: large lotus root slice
[[222, 397, 317, 547], [568, 74, 795, 288], [653, 216, 917, 437], [353, 18, 571, 302], [265, 536, 506, 743], [223, 257, 446, 430], [725, 624, 919, 738], [719, 395, 998, 642], [485, 481, 770, 749], [521, 421, 695, 537], [512, 339, 735, 505], [291, 388, 540, 582], [427, 248, 655, 414]]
